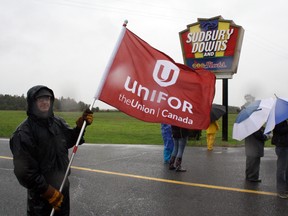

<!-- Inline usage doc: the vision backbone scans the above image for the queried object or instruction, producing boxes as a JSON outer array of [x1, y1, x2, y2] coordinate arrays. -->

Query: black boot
[[169, 156, 176, 170], [175, 158, 186, 172]]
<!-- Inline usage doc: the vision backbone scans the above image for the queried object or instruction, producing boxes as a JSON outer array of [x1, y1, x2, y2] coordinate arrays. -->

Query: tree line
[[0, 94, 100, 112], [1, 94, 240, 113]]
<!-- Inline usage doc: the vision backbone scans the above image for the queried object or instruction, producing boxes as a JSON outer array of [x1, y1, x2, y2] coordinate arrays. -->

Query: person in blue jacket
[[161, 124, 174, 164]]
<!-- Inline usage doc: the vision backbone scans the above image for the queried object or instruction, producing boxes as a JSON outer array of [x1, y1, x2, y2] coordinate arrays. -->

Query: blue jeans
[[171, 137, 187, 158], [161, 124, 174, 162], [275, 147, 288, 193]]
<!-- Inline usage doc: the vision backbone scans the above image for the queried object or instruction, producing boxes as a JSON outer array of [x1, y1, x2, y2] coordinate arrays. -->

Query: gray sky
[[1, 0, 287, 109]]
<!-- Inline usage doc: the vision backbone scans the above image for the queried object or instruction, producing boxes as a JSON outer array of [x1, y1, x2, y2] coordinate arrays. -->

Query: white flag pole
[[50, 20, 128, 216], [94, 19, 128, 100]]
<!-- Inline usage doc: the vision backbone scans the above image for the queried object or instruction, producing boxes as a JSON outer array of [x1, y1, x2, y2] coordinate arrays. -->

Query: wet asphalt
[[0, 138, 287, 216]]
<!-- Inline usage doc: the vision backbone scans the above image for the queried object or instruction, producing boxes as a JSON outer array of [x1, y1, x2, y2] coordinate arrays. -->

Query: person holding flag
[[7, 20, 214, 215], [9, 85, 93, 215]]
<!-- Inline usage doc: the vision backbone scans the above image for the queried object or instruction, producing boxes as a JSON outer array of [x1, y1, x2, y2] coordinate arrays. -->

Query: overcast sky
[[1, 0, 287, 109]]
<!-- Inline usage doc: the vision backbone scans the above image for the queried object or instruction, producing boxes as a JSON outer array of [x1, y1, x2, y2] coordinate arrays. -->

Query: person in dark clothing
[[9, 85, 93, 215], [245, 126, 269, 182], [271, 120, 288, 199], [169, 125, 189, 172]]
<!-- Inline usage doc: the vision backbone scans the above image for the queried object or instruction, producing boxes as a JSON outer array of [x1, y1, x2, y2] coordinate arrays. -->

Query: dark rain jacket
[[171, 126, 190, 139], [272, 120, 288, 147], [9, 85, 84, 216], [245, 127, 267, 157]]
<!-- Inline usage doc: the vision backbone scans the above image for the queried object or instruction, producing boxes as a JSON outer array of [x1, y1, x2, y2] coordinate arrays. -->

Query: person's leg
[[245, 156, 253, 179], [161, 123, 168, 163], [169, 139, 179, 170], [282, 148, 288, 194], [245, 156, 261, 182], [275, 147, 288, 197], [27, 189, 51, 215], [164, 135, 174, 163], [207, 133, 215, 150], [206, 133, 210, 150], [166, 136, 174, 161], [176, 137, 186, 158], [175, 137, 188, 172], [161, 124, 173, 163]]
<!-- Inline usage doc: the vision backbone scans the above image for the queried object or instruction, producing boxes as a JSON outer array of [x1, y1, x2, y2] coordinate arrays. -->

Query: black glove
[[76, 108, 93, 128]]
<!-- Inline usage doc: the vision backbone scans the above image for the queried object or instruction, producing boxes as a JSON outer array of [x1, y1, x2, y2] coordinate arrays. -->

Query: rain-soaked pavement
[[1, 138, 287, 216]]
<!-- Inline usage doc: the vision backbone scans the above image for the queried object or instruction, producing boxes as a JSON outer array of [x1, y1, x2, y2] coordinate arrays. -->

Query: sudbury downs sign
[[179, 16, 244, 79]]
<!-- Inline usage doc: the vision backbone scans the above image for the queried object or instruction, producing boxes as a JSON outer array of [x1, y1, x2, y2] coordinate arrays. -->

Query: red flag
[[98, 27, 215, 129]]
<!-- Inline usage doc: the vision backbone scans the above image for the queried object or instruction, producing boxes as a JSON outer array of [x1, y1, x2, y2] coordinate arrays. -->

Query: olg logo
[[153, 60, 179, 87]]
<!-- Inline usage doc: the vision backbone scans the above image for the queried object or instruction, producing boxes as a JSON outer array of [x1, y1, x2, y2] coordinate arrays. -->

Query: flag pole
[[50, 101, 95, 216], [50, 20, 128, 216], [94, 20, 128, 100]]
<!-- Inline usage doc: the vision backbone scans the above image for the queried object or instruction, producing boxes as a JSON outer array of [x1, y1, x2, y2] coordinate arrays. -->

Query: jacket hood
[[27, 85, 55, 118]]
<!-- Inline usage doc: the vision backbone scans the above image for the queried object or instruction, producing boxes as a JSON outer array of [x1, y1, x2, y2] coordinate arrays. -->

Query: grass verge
[[0, 110, 267, 146]]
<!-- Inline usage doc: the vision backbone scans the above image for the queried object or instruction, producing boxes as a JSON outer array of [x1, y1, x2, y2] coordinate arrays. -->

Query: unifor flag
[[96, 23, 216, 129]]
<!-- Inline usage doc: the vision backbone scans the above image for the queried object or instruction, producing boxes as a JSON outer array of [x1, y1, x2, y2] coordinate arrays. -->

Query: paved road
[[0, 138, 287, 216]]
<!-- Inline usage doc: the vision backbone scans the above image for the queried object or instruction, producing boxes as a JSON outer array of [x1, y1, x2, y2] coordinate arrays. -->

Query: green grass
[[0, 111, 164, 144], [0, 110, 259, 146]]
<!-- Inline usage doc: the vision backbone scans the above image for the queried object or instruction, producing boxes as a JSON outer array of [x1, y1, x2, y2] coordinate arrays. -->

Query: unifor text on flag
[[98, 28, 216, 129]]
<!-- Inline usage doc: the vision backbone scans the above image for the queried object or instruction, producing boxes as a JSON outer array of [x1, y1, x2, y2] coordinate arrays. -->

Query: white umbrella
[[264, 97, 288, 134], [232, 98, 274, 141]]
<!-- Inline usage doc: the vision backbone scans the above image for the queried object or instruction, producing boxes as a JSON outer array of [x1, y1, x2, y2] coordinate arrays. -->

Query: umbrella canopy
[[210, 104, 226, 122], [264, 97, 288, 134], [232, 98, 274, 141]]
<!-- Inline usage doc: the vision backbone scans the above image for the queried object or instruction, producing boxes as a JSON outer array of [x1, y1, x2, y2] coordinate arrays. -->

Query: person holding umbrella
[[263, 97, 288, 198], [9, 85, 94, 215], [245, 126, 270, 183], [271, 120, 288, 198], [233, 98, 274, 183]]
